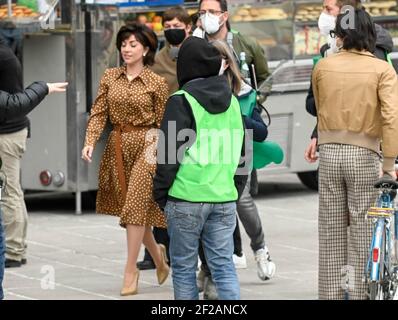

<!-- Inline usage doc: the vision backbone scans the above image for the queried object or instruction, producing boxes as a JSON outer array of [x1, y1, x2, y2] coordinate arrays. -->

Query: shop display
[[0, 3, 40, 19], [295, 26, 327, 56], [294, 3, 322, 22], [0, 0, 57, 22], [363, 1, 397, 17], [231, 6, 289, 22], [134, 12, 163, 32], [226, 0, 398, 60]]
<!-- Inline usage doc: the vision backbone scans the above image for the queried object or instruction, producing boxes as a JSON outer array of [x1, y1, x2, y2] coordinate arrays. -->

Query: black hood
[[374, 23, 393, 60], [181, 75, 233, 114], [177, 37, 222, 88]]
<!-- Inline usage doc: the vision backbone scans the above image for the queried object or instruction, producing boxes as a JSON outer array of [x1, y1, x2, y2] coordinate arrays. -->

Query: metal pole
[[81, 0, 93, 113], [75, 191, 82, 215], [7, 0, 12, 18]]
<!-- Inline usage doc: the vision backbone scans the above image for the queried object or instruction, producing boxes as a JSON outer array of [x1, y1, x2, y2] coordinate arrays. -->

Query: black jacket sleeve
[[306, 80, 317, 117], [153, 94, 194, 210], [243, 106, 268, 142], [306, 43, 329, 118], [234, 116, 249, 199], [0, 81, 48, 123], [311, 124, 318, 139]]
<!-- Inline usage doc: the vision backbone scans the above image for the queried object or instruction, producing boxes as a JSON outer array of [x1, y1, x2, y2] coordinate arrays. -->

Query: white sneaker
[[254, 248, 276, 281], [233, 253, 247, 269]]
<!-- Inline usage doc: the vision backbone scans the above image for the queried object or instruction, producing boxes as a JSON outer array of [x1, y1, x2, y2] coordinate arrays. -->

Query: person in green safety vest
[[153, 37, 248, 300], [196, 39, 277, 300], [194, 0, 277, 300]]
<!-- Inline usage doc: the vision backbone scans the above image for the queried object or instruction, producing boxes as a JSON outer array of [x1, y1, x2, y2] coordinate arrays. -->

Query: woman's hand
[[82, 146, 94, 163], [47, 82, 68, 94], [304, 138, 318, 163]]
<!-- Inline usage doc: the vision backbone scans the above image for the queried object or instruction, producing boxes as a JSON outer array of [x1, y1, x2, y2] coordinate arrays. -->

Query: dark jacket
[[305, 23, 393, 139], [153, 75, 249, 210], [243, 106, 268, 142], [0, 36, 29, 134], [231, 31, 270, 86], [0, 82, 48, 123]]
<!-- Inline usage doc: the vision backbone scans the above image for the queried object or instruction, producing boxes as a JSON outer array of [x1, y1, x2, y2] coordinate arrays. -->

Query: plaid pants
[[318, 144, 379, 300]]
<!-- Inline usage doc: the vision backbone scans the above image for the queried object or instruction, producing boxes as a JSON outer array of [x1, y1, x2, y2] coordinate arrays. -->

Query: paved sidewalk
[[3, 173, 319, 300]]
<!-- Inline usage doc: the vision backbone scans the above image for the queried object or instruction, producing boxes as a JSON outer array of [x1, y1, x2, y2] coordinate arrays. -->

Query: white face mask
[[327, 36, 338, 55], [192, 27, 205, 39], [326, 35, 343, 56], [201, 12, 223, 35], [318, 12, 336, 36], [218, 59, 227, 76]]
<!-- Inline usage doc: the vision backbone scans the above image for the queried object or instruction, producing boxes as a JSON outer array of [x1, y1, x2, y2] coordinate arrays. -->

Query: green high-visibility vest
[[168, 90, 244, 202]]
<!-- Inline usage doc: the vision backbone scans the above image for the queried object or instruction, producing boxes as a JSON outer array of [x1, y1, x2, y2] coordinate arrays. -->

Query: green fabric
[[313, 55, 322, 66], [17, 0, 38, 11], [239, 89, 257, 117], [168, 90, 244, 202], [237, 89, 284, 169], [253, 141, 284, 169], [386, 52, 393, 66]]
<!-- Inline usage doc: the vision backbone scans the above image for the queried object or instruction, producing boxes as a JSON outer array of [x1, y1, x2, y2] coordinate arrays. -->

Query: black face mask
[[164, 28, 186, 46]]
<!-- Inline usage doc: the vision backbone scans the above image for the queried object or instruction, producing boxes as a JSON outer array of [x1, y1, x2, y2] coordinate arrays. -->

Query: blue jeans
[[165, 201, 239, 300], [0, 206, 5, 300]]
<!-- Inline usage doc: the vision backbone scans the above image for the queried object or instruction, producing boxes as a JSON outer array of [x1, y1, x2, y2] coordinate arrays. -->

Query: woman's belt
[[113, 124, 152, 202]]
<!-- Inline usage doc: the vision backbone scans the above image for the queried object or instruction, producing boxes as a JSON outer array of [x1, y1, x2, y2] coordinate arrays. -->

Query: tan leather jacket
[[313, 49, 398, 171]]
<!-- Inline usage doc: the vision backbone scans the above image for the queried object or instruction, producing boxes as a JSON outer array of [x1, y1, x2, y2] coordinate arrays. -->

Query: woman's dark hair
[[163, 6, 191, 26], [116, 23, 158, 66], [335, 8, 376, 52]]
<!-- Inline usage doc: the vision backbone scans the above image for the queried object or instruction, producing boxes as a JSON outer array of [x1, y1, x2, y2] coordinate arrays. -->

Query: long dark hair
[[335, 8, 376, 52]]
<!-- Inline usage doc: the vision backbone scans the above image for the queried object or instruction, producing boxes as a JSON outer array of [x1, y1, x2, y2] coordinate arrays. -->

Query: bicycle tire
[[380, 226, 386, 283]]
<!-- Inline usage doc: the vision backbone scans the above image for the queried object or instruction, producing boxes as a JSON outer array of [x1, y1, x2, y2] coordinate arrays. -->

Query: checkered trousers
[[318, 144, 379, 300]]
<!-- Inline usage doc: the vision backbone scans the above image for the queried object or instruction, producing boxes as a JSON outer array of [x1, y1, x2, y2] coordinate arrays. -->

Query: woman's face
[[120, 34, 148, 66]]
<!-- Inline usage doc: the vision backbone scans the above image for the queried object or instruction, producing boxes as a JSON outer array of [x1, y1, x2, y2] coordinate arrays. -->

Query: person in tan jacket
[[150, 6, 192, 95], [312, 9, 398, 300]]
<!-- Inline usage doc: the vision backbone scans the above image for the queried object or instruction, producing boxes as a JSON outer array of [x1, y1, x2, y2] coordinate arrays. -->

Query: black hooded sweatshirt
[[153, 75, 249, 210]]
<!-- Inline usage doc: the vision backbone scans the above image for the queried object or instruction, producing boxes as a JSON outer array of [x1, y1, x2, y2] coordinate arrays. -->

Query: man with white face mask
[[304, 0, 393, 164], [196, 0, 269, 86]]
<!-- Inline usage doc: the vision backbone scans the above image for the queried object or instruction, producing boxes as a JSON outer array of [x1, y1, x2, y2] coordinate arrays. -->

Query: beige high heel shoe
[[157, 244, 170, 285], [120, 269, 140, 296]]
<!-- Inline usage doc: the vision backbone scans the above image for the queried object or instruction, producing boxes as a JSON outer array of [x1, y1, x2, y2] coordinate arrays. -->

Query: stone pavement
[[3, 173, 319, 300]]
